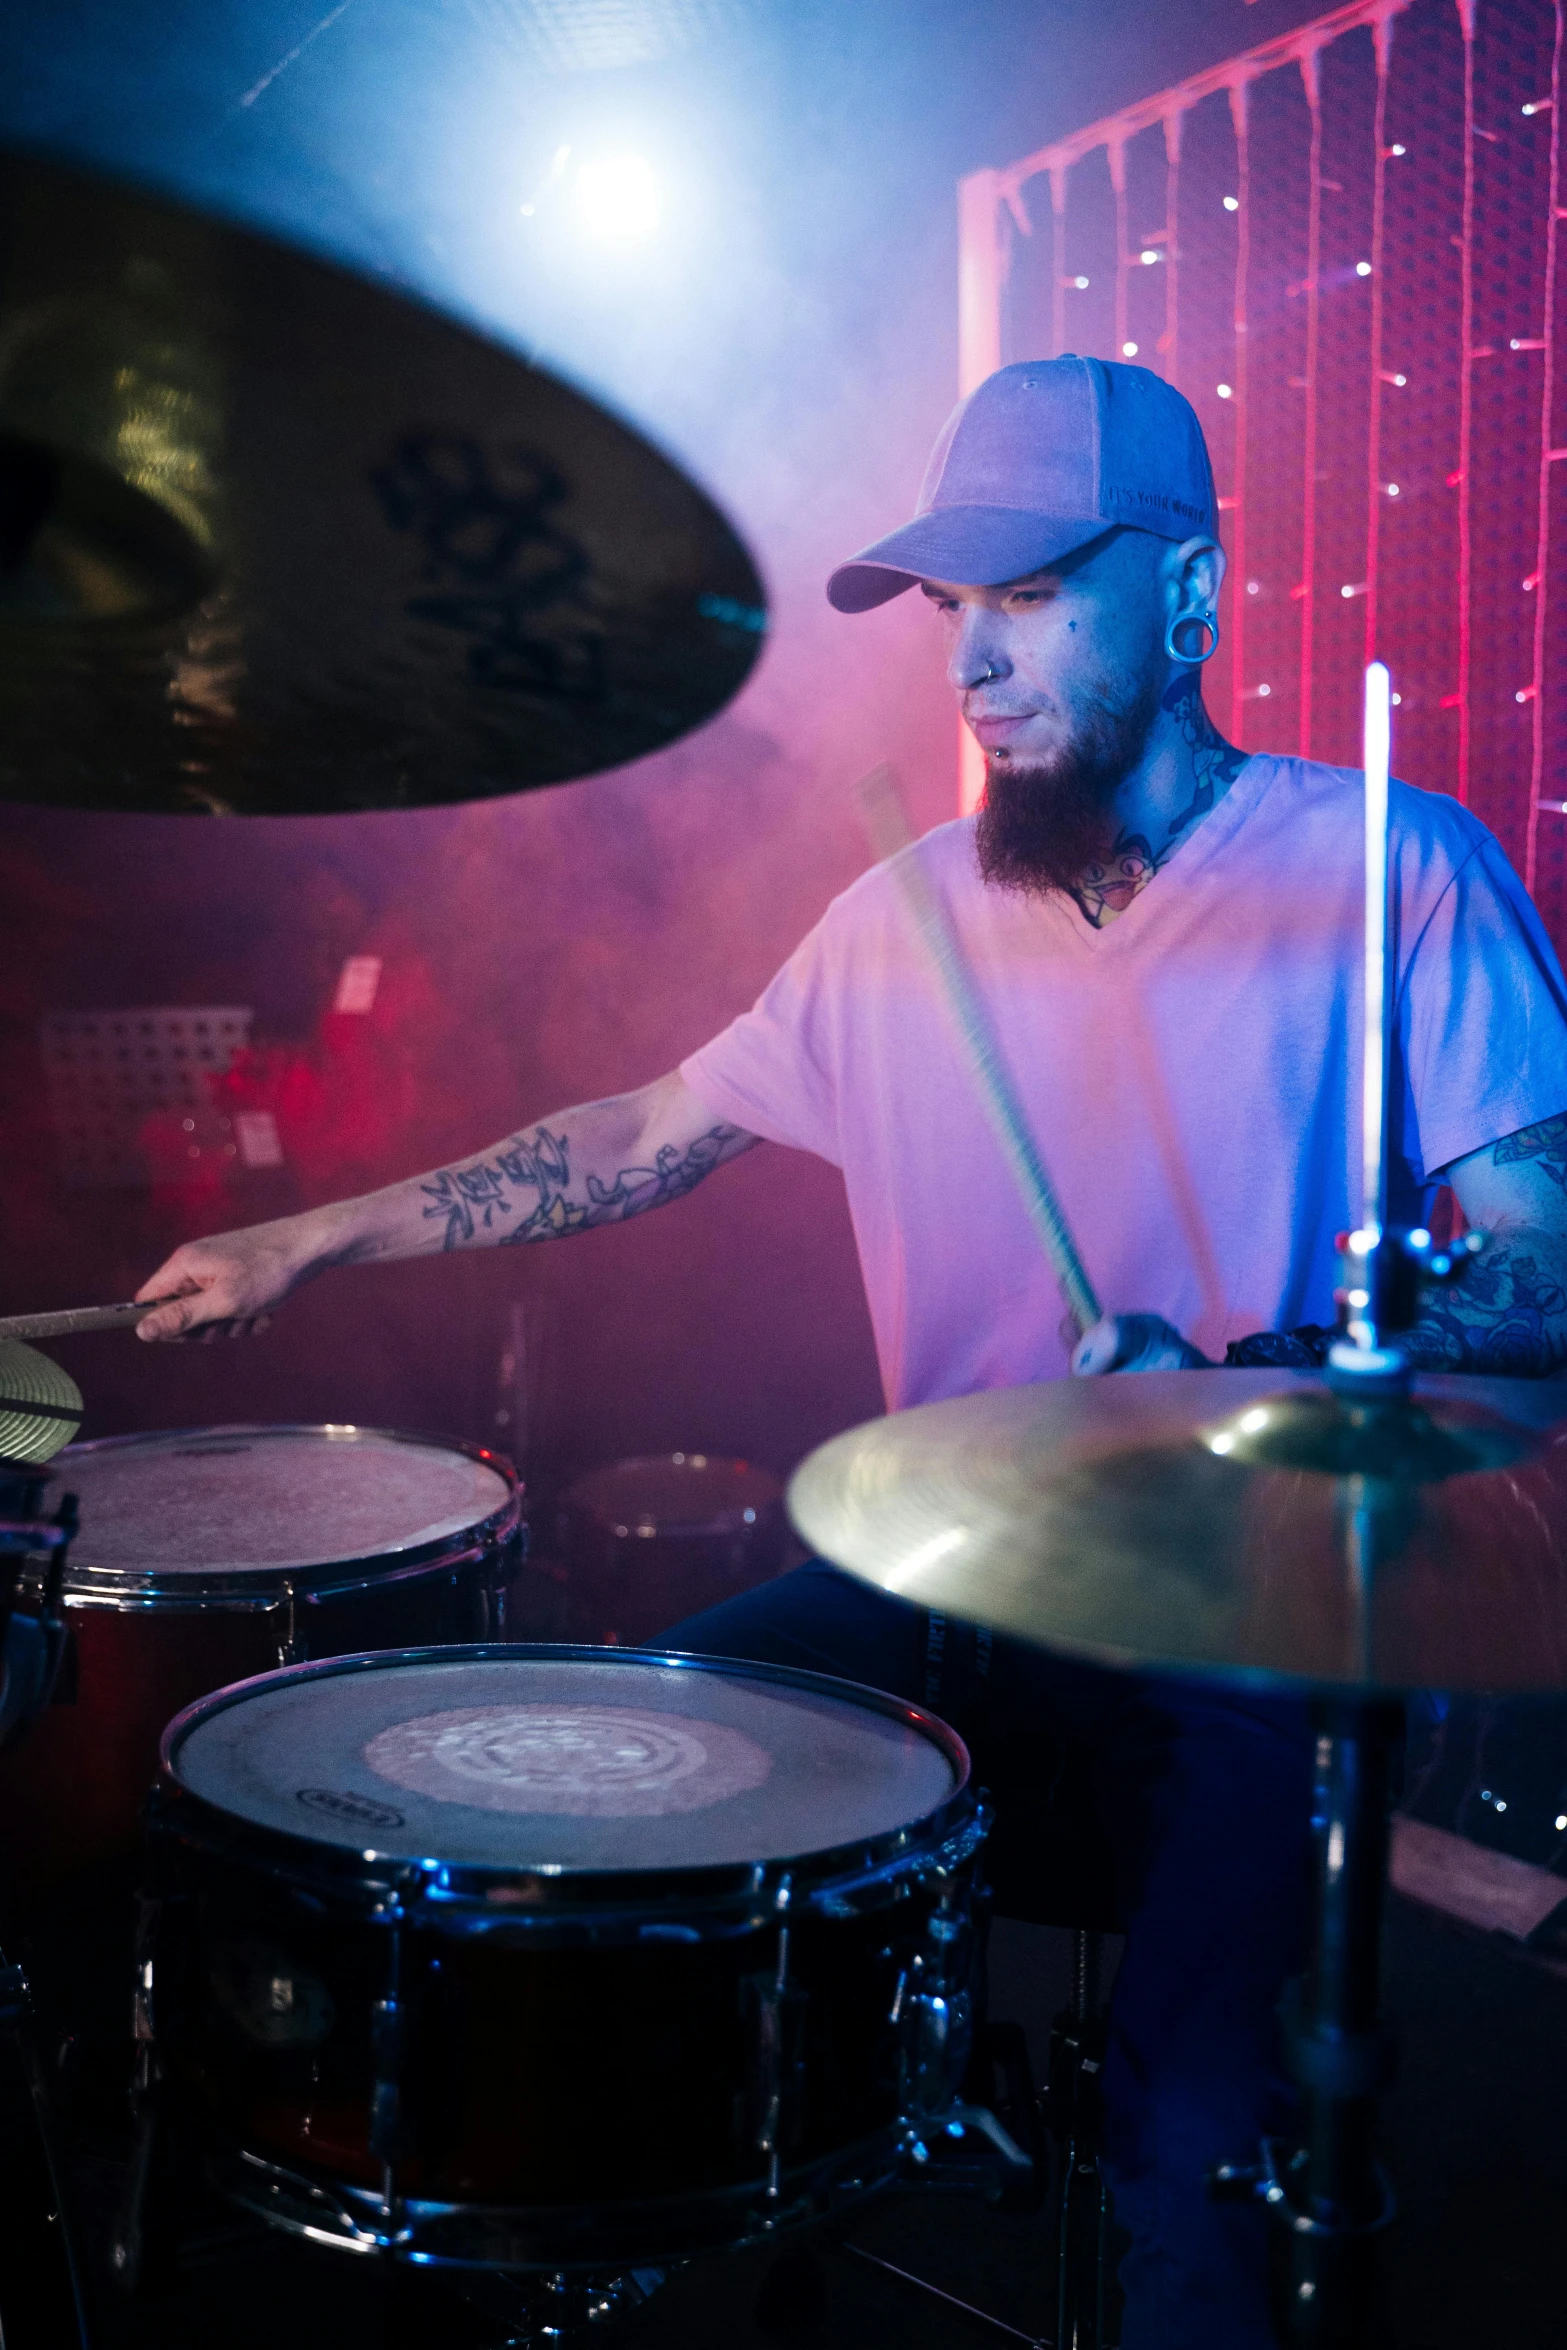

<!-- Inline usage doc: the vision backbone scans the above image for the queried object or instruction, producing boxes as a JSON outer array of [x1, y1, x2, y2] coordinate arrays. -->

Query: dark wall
[[0, 0, 1327, 1499]]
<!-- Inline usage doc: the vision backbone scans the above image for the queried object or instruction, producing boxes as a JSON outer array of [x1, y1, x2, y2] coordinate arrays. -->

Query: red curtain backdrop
[[960, 0, 1567, 940]]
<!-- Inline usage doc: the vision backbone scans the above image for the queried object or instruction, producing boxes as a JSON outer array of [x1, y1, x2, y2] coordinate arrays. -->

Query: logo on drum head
[[296, 1786, 405, 1830]]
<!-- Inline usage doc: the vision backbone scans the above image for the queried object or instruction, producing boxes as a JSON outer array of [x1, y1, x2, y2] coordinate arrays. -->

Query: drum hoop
[[210, 2122, 907, 2267], [150, 1642, 976, 1929], [48, 1424, 521, 1602]]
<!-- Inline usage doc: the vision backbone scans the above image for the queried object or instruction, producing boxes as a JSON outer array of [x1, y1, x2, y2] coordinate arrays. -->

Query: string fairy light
[[958, 0, 1562, 911]]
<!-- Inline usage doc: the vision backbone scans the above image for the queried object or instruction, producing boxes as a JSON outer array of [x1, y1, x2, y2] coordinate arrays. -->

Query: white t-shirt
[[681, 755, 1567, 1411]]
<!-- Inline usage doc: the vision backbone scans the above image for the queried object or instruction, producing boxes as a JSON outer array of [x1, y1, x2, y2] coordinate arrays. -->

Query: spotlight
[[1390, 142, 1407, 155], [577, 155, 661, 240], [1391, 691, 1402, 705], [1223, 195, 1239, 211], [1356, 260, 1373, 277], [1216, 382, 1233, 399], [1139, 249, 1160, 265], [1073, 274, 1090, 289], [1246, 580, 1260, 596], [1121, 340, 1138, 357]]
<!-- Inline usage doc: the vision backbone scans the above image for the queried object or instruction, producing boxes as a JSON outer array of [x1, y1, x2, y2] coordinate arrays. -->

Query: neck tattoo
[[1072, 673, 1247, 929]]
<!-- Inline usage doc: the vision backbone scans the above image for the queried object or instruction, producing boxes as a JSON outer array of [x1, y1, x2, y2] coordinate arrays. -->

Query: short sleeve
[[1398, 832, 1567, 1180], [680, 910, 844, 1164]]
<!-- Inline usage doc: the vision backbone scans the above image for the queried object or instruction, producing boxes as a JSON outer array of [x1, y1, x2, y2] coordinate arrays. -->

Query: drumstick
[[1361, 662, 1392, 1235], [0, 1298, 181, 1342], [855, 764, 1102, 1338]]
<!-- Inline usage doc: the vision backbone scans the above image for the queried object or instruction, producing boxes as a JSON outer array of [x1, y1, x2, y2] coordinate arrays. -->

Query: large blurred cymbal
[[0, 1339, 83, 1466], [0, 151, 766, 815], [787, 1369, 1567, 1694]]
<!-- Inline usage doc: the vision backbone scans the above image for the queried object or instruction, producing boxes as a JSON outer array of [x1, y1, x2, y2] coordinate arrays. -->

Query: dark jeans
[[665, 1561, 1314, 2350]]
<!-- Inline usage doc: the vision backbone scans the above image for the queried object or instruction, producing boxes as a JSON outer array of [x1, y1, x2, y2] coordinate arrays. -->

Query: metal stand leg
[[1214, 1700, 1400, 2350], [1049, 1930, 1113, 2350]]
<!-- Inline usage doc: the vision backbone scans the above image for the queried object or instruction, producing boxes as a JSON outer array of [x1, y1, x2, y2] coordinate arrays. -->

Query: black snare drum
[[144, 1645, 985, 2267], [1, 1427, 520, 1905]]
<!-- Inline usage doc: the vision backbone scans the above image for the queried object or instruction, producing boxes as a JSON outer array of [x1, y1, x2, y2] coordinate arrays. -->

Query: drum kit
[[2, 141, 1567, 2350]]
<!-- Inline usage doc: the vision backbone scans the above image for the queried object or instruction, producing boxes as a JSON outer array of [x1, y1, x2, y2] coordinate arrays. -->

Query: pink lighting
[[956, 0, 1567, 943]]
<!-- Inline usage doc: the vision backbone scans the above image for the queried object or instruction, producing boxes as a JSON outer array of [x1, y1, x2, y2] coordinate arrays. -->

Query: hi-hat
[[0, 1339, 84, 1466], [0, 151, 766, 815], [787, 1368, 1567, 1694]]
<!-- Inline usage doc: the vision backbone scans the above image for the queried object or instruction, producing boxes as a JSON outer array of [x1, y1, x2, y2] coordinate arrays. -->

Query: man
[[137, 358, 1567, 2345]]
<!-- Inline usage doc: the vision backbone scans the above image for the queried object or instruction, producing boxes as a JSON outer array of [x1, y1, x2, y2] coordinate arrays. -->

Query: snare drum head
[[46, 1426, 513, 1581], [167, 1651, 958, 1872]]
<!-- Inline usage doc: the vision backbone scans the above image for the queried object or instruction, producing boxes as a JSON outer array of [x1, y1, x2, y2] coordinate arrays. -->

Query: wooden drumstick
[[0, 1298, 182, 1342], [855, 764, 1103, 1339]]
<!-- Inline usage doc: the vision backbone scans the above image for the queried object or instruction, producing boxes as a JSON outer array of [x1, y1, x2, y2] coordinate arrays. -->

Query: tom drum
[[142, 1644, 985, 2268], [0, 1425, 520, 1908]]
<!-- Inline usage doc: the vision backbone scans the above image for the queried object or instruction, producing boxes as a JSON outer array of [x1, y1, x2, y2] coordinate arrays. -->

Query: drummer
[[136, 357, 1567, 2349]]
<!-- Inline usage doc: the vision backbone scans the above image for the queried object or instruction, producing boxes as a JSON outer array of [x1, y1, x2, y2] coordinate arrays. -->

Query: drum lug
[[0, 1961, 31, 2031], [898, 1897, 977, 2121], [275, 1582, 299, 1670], [368, 1921, 406, 2182], [740, 1922, 807, 2188], [131, 1895, 161, 2043]]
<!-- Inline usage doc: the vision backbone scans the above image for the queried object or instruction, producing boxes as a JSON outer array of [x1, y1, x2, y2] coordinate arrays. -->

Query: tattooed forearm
[[419, 1122, 749, 1252], [1404, 1230, 1567, 1377]]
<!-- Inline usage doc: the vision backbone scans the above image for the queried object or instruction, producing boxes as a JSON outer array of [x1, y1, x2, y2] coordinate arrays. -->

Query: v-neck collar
[[1042, 752, 1271, 957]]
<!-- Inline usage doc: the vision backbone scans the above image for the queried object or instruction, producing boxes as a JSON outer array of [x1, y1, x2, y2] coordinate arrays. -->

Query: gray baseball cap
[[827, 356, 1219, 613]]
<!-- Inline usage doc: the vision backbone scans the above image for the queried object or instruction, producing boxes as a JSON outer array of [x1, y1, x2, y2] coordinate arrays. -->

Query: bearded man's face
[[921, 527, 1174, 897]]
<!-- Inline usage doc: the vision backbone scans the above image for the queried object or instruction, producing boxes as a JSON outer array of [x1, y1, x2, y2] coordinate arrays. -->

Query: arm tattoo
[[419, 1122, 747, 1252], [1402, 1114, 1567, 1373], [1404, 1234, 1567, 1377], [1073, 675, 1246, 928], [1490, 1111, 1567, 1189]]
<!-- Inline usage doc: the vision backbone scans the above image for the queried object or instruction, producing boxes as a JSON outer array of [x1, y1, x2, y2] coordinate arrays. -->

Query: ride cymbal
[[788, 1368, 1567, 1695], [0, 151, 766, 815], [0, 1339, 83, 1466]]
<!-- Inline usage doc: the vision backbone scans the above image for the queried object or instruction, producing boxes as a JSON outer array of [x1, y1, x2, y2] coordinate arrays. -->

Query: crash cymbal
[[0, 1339, 83, 1467], [0, 151, 766, 815], [787, 1369, 1567, 1695]]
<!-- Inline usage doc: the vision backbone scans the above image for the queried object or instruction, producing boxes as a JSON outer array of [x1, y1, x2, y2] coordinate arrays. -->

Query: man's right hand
[[135, 1212, 338, 1340]]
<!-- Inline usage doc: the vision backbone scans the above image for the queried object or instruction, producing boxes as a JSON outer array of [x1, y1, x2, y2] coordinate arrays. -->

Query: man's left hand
[[1071, 1313, 1214, 1375]]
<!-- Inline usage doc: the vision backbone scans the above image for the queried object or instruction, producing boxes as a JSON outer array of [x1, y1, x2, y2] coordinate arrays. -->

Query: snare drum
[[144, 1645, 984, 2267], [0, 1426, 520, 1907]]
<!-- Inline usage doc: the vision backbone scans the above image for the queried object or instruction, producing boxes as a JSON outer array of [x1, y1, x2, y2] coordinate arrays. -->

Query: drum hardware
[[0, 149, 765, 816], [0, 1462, 78, 1749], [1046, 1929, 1113, 2350], [0, 1941, 92, 2349]]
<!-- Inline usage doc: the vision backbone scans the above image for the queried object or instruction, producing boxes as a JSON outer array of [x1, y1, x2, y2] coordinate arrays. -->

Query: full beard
[[973, 670, 1165, 898]]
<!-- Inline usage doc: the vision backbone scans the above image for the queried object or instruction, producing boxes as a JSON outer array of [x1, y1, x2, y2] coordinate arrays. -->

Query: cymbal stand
[[1215, 1205, 1482, 2347], [1047, 1929, 1113, 2350], [1213, 662, 1474, 2339]]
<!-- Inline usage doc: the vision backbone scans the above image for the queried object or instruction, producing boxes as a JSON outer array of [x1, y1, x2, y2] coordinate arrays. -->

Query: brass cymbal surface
[[787, 1369, 1567, 1695], [0, 151, 767, 815], [0, 1339, 84, 1466]]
